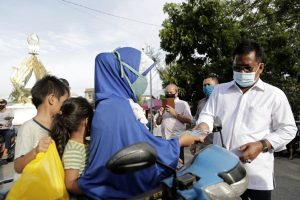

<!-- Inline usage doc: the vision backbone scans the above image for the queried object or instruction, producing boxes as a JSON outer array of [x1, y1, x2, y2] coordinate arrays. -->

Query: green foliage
[[159, 0, 300, 119]]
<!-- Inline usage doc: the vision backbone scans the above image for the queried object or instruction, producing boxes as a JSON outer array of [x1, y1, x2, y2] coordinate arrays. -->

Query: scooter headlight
[[204, 182, 238, 200], [204, 163, 248, 200]]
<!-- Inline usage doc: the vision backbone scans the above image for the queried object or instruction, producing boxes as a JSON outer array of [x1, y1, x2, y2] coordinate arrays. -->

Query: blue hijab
[[78, 47, 180, 199]]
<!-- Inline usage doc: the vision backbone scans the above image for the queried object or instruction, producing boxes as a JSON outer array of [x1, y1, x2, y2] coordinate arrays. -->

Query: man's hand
[[4, 121, 12, 127], [190, 143, 197, 155], [36, 136, 51, 153], [239, 141, 263, 163], [156, 107, 165, 125], [165, 105, 176, 117], [158, 107, 165, 115]]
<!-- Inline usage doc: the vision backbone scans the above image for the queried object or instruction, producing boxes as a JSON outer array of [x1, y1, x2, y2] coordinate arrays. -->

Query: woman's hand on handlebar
[[192, 122, 210, 143], [179, 131, 200, 147]]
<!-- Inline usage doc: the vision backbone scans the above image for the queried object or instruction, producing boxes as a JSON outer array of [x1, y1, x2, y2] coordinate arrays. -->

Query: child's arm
[[64, 169, 82, 194], [14, 136, 51, 173]]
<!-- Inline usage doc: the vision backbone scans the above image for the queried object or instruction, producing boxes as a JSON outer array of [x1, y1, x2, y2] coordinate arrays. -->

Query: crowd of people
[[0, 39, 299, 200]]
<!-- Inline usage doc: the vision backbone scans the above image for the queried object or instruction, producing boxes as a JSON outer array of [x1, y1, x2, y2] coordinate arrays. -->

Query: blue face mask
[[233, 71, 257, 87], [114, 51, 148, 97], [203, 85, 214, 97]]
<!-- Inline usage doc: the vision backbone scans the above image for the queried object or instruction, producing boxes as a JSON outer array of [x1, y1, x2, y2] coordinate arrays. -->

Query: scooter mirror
[[106, 142, 157, 174]]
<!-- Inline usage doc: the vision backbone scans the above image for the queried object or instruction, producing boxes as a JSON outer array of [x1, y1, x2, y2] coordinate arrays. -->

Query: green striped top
[[62, 139, 89, 176]]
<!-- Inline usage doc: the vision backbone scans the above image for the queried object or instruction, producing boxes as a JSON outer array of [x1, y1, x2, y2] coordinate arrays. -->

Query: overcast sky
[[0, 0, 182, 100]]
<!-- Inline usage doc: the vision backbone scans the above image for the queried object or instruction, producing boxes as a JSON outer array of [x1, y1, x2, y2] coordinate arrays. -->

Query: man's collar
[[227, 78, 265, 91], [254, 79, 265, 91]]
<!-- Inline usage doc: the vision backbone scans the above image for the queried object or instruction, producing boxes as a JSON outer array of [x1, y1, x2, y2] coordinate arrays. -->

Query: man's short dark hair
[[233, 40, 263, 62], [31, 75, 70, 108]]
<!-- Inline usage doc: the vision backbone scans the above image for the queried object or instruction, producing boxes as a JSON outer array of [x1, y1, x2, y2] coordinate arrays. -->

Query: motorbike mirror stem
[[213, 126, 226, 149], [219, 129, 226, 149], [214, 116, 226, 149]]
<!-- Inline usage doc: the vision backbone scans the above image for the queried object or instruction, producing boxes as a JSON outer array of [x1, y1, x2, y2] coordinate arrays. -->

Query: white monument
[[9, 33, 48, 126]]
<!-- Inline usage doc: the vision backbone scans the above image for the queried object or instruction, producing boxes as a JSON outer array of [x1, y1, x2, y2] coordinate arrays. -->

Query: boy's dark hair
[[59, 78, 70, 88], [233, 40, 263, 62], [205, 73, 219, 84], [31, 75, 70, 108], [51, 97, 94, 158]]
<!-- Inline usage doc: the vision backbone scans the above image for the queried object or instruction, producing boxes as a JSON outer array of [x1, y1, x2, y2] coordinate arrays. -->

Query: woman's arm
[[179, 132, 200, 147]]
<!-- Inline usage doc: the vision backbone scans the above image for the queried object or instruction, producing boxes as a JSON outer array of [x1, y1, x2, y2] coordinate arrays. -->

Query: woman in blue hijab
[[78, 47, 198, 199]]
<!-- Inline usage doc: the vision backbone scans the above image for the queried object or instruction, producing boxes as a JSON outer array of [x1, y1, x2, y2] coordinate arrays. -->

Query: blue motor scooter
[[107, 141, 248, 200]]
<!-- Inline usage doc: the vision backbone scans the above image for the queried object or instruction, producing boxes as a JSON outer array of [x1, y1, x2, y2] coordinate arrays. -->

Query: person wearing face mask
[[194, 40, 297, 200], [77, 47, 201, 199], [156, 84, 193, 141], [194, 74, 219, 122], [156, 83, 192, 164], [190, 74, 219, 155], [0, 99, 15, 160]]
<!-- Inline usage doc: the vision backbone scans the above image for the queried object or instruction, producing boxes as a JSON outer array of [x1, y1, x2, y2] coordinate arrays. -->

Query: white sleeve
[[265, 90, 297, 151], [182, 101, 192, 120], [14, 124, 35, 159]]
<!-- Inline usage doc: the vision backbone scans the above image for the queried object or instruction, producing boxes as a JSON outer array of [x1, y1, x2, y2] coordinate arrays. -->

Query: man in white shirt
[[156, 83, 192, 163], [194, 74, 219, 122], [195, 40, 297, 200], [156, 84, 192, 140]]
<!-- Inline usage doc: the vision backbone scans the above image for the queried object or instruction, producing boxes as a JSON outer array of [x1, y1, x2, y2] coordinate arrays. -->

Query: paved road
[[272, 155, 300, 200], [1, 149, 299, 199]]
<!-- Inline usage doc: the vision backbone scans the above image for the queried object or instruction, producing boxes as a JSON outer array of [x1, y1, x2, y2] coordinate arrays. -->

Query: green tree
[[159, 0, 300, 119]]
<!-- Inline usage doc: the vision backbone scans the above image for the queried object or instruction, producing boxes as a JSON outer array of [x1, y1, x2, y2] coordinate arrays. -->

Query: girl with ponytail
[[51, 97, 93, 195]]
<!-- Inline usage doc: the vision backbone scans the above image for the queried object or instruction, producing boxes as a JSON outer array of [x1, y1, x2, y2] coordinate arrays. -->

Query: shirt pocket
[[243, 106, 271, 133]]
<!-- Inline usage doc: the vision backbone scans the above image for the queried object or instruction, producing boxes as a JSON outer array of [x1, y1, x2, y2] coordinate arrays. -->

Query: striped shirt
[[62, 140, 88, 176]]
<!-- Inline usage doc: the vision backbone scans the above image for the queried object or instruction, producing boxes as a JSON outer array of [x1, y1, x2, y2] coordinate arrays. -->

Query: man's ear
[[259, 63, 265, 70]]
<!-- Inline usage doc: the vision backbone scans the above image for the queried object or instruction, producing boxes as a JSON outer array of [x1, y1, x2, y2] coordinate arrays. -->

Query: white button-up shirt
[[197, 79, 297, 190]]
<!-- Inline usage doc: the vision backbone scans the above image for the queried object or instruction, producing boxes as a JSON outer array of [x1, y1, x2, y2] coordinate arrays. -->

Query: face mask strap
[[113, 50, 144, 78], [113, 50, 147, 97], [121, 61, 143, 77], [113, 50, 125, 78]]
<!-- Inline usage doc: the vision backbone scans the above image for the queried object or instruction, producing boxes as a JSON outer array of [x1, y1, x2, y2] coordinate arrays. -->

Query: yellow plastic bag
[[6, 141, 69, 200]]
